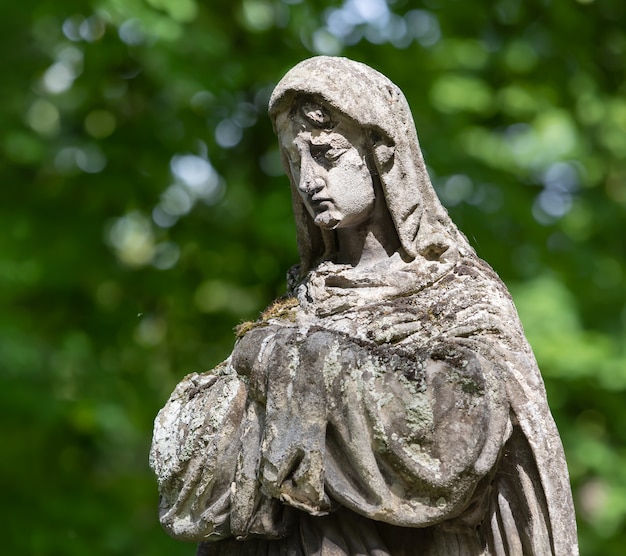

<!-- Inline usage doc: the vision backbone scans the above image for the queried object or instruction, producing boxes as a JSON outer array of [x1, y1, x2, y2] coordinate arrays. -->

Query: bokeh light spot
[[134, 315, 167, 347], [405, 9, 440, 47], [62, 14, 84, 41], [313, 28, 343, 55], [504, 40, 538, 73], [152, 242, 180, 270], [440, 174, 473, 206], [118, 18, 145, 45], [79, 15, 106, 42], [43, 62, 76, 94], [84, 109, 116, 138], [170, 154, 218, 194], [108, 212, 155, 267], [152, 206, 178, 228], [54, 145, 107, 174], [215, 119, 243, 148], [26, 99, 60, 136], [431, 75, 492, 114], [147, 0, 197, 23], [242, 0, 274, 32], [159, 184, 194, 217]]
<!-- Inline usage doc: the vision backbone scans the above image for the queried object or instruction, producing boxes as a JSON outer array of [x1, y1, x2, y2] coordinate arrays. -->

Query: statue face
[[278, 108, 375, 230]]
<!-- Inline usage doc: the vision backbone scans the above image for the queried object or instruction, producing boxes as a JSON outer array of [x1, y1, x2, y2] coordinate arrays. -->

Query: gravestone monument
[[150, 57, 579, 555]]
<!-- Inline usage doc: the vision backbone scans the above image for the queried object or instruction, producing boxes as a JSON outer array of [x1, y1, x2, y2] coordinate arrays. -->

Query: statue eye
[[309, 145, 329, 164], [309, 145, 346, 166]]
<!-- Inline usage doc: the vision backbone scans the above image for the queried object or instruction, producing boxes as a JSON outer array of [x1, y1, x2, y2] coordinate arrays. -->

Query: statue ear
[[374, 144, 395, 169], [370, 130, 395, 171]]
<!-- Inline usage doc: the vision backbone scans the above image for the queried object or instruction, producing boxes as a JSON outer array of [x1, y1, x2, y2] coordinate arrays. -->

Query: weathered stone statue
[[150, 57, 578, 555]]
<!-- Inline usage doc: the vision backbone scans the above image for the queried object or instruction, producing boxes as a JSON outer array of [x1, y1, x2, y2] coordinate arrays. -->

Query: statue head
[[269, 56, 473, 273], [275, 97, 377, 231]]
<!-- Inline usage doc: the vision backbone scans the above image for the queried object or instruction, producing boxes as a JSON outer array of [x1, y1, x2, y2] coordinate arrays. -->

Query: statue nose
[[299, 165, 325, 195], [305, 177, 326, 194]]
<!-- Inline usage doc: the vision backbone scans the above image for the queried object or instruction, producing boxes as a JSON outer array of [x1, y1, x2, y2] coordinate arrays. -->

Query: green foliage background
[[2, 0, 624, 553]]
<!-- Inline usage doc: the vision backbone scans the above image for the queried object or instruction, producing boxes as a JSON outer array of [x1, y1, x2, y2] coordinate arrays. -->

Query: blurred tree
[[1, 0, 624, 554]]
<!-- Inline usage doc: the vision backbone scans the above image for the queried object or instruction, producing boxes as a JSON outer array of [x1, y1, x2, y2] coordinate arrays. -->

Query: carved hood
[[269, 55, 472, 273]]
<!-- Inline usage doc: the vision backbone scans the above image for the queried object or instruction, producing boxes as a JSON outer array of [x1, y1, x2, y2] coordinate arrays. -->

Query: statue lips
[[309, 196, 333, 213]]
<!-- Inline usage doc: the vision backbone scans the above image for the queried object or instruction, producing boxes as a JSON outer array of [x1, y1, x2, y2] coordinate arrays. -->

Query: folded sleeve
[[149, 370, 248, 541]]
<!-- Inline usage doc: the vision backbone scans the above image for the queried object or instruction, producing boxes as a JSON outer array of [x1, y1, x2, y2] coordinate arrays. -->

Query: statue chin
[[313, 212, 340, 229]]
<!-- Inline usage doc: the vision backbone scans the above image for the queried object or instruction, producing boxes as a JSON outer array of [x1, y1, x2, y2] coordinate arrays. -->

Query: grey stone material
[[150, 57, 579, 555]]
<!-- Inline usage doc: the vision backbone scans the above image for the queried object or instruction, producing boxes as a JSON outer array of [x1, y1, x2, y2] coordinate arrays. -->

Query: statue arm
[[149, 323, 511, 539], [149, 324, 302, 542], [149, 368, 248, 541]]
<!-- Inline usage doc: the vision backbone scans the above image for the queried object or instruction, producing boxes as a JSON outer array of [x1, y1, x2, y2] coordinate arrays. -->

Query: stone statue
[[150, 57, 578, 555]]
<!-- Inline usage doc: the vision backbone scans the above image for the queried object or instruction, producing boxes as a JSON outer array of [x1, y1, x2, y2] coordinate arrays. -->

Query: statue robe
[[150, 56, 578, 555], [150, 254, 576, 555]]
